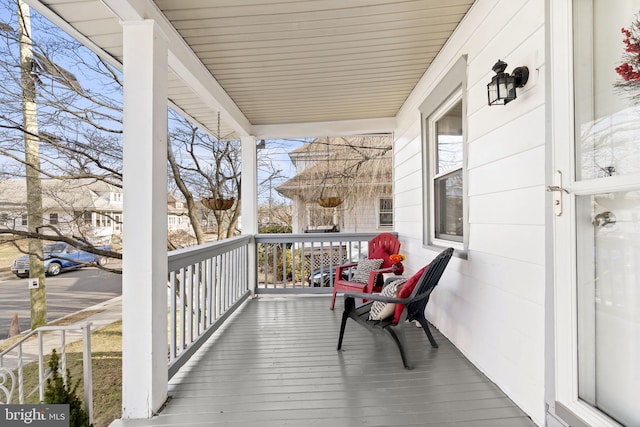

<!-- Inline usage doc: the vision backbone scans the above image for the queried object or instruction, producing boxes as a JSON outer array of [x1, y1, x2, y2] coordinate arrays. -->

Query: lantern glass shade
[[487, 73, 516, 105]]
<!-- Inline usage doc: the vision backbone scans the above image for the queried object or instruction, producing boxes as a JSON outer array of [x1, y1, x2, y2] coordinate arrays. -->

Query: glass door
[[576, 192, 640, 425], [553, 1, 640, 425]]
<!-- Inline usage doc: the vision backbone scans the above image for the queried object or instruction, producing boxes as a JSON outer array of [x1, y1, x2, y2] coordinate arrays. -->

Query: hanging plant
[[202, 197, 235, 211], [317, 196, 342, 208], [202, 111, 236, 211], [615, 13, 640, 103]]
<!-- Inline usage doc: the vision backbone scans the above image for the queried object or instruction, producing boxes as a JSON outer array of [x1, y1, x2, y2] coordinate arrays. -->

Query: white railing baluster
[[38, 331, 44, 402], [194, 261, 201, 336], [61, 331, 67, 388], [18, 344, 23, 404], [214, 255, 220, 320], [82, 324, 93, 424], [170, 271, 177, 361], [188, 265, 195, 343], [179, 267, 186, 356]]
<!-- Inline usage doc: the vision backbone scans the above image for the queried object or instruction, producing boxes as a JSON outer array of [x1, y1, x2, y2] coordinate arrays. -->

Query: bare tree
[[0, 0, 123, 283], [167, 112, 241, 241]]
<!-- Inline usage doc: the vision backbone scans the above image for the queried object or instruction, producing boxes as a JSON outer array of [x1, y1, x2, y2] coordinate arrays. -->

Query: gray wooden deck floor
[[114, 296, 537, 427]]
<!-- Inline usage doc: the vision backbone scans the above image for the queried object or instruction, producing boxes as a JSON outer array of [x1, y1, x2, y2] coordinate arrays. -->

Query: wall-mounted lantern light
[[487, 60, 529, 106]]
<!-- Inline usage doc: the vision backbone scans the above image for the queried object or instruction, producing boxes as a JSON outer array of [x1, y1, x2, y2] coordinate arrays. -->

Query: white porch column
[[241, 136, 258, 295], [121, 20, 168, 419]]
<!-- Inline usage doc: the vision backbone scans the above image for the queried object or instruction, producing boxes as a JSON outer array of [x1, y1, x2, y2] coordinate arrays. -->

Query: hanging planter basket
[[202, 197, 235, 211], [317, 197, 342, 208]]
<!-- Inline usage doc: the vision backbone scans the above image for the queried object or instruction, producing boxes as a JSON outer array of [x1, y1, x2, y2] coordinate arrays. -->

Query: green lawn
[[0, 240, 25, 270], [5, 320, 122, 427]]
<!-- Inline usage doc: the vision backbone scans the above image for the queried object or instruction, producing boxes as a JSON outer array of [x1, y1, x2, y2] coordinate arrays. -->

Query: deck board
[[113, 296, 537, 427]]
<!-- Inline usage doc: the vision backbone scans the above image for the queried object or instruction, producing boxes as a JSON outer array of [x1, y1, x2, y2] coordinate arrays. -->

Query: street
[[0, 266, 122, 339]]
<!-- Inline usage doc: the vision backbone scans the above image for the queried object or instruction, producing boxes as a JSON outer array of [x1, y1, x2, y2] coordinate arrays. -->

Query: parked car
[[308, 266, 352, 287], [11, 242, 111, 278], [307, 243, 369, 287]]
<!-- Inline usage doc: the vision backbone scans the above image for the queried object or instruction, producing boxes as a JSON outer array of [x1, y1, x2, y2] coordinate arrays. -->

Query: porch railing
[[255, 232, 389, 292], [167, 235, 251, 378], [0, 323, 94, 423]]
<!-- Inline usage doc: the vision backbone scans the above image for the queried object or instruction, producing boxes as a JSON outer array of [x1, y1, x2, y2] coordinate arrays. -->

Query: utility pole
[[18, 0, 46, 328]]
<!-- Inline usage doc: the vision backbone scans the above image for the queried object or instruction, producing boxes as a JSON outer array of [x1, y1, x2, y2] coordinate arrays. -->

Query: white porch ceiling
[[26, 0, 475, 139]]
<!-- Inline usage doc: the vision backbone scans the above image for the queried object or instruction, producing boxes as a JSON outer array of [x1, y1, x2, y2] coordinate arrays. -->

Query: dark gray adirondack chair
[[337, 247, 454, 369]]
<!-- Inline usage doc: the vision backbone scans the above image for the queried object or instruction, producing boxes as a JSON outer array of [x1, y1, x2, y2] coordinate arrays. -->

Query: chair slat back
[[405, 248, 454, 320], [368, 232, 401, 256]]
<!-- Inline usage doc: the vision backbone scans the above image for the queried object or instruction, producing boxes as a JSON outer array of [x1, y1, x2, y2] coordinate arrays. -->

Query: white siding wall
[[343, 194, 393, 233], [394, 0, 545, 424]]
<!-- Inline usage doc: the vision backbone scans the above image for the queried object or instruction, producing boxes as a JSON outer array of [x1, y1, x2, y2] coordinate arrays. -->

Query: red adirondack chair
[[330, 232, 401, 310]]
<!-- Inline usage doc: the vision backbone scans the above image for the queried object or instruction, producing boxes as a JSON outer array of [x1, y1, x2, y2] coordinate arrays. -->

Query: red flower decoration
[[389, 253, 405, 264], [615, 15, 640, 103]]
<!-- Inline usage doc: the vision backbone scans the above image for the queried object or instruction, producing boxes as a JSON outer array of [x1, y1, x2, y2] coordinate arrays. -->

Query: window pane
[[49, 213, 58, 225], [380, 213, 393, 226], [574, 1, 640, 180], [576, 191, 640, 426], [378, 198, 393, 226], [434, 170, 463, 241], [436, 100, 463, 175], [379, 198, 392, 211]]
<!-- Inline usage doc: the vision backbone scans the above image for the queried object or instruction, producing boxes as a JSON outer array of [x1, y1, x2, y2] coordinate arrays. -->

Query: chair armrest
[[367, 266, 394, 280], [343, 291, 428, 305], [343, 291, 410, 305], [335, 262, 358, 280], [364, 267, 398, 292], [337, 262, 358, 269]]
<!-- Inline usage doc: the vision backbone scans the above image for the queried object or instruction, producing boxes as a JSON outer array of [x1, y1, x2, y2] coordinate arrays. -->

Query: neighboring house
[[0, 178, 191, 242], [276, 135, 393, 233], [167, 194, 191, 233]]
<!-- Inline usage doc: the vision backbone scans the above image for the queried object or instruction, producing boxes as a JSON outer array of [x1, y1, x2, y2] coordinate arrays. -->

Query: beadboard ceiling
[[26, 0, 475, 139]]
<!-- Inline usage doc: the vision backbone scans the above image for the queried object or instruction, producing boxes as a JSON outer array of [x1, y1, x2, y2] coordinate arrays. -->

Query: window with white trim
[[420, 55, 467, 252], [378, 197, 393, 227], [429, 97, 463, 243]]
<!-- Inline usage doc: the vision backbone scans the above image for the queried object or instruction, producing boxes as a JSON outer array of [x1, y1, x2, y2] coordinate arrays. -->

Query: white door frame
[[549, 1, 638, 426]]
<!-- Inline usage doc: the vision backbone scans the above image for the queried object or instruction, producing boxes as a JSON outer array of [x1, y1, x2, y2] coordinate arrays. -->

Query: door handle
[[546, 171, 569, 216], [593, 211, 616, 228], [545, 185, 569, 194]]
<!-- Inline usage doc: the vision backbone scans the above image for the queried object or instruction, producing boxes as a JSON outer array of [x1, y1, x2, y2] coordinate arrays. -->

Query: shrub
[[258, 223, 292, 234], [44, 349, 92, 427]]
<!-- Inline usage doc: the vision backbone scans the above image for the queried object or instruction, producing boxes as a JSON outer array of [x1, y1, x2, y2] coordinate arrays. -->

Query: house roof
[[276, 135, 392, 200], [26, 0, 475, 140], [0, 178, 120, 212], [167, 194, 188, 215], [0, 179, 189, 214]]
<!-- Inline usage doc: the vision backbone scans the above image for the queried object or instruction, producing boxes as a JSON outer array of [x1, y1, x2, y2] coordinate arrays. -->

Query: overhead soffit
[[27, 0, 474, 138]]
